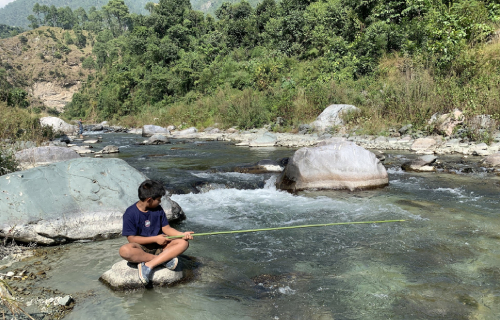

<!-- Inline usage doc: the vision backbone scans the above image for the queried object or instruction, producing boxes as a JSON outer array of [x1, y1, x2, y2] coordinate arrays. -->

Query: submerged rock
[[0, 158, 184, 244], [97, 145, 119, 154], [143, 134, 170, 145], [233, 159, 283, 174], [276, 138, 388, 191]]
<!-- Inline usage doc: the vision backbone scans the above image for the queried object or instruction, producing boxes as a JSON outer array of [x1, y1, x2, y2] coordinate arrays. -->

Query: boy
[[119, 180, 193, 285]]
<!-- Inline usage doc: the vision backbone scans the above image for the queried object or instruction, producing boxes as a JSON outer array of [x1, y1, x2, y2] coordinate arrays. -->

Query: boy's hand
[[155, 235, 169, 245], [182, 231, 194, 240]]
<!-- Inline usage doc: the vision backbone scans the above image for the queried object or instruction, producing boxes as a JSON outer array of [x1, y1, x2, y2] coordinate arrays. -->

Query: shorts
[[139, 244, 163, 255]]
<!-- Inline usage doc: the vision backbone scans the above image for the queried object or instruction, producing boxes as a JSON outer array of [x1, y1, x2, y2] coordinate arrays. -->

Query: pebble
[[58, 295, 73, 306]]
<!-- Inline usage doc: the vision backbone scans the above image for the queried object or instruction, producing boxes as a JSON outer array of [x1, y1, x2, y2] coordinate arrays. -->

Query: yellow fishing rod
[[165, 219, 406, 239]]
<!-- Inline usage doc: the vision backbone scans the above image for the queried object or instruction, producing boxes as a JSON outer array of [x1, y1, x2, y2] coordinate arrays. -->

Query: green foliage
[[0, 147, 18, 176], [59, 0, 500, 137], [0, 24, 23, 39]]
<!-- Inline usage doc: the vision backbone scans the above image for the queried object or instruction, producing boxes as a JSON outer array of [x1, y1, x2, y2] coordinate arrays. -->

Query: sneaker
[[162, 257, 178, 271], [138, 262, 152, 285]]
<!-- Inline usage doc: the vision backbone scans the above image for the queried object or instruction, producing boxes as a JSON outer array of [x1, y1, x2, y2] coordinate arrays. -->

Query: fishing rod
[[165, 219, 406, 239]]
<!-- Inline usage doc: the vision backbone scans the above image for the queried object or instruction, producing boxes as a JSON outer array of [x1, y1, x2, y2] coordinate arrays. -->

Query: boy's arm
[[127, 235, 168, 246], [162, 225, 194, 240]]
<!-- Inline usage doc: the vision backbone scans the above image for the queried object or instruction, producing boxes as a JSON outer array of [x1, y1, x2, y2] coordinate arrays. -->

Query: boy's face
[[146, 197, 162, 209]]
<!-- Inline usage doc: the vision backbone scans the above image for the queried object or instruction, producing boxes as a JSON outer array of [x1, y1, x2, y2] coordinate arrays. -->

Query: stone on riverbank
[[276, 138, 388, 191], [249, 132, 277, 147], [311, 104, 360, 132], [15, 146, 80, 169], [100, 258, 194, 290], [142, 125, 170, 137], [40, 117, 77, 135], [0, 158, 184, 244], [482, 153, 500, 167], [411, 138, 437, 152]]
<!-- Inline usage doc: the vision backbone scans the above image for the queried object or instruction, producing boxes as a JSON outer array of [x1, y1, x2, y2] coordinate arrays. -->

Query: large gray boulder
[[142, 125, 170, 137], [276, 139, 388, 191], [15, 146, 80, 169], [0, 158, 184, 244], [311, 104, 360, 132], [40, 117, 77, 135]]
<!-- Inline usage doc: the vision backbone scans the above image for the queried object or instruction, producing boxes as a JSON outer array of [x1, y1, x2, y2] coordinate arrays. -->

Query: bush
[[0, 147, 17, 176]]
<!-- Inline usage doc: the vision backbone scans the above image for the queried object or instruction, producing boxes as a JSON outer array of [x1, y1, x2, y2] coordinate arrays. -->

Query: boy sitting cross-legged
[[119, 180, 194, 285]]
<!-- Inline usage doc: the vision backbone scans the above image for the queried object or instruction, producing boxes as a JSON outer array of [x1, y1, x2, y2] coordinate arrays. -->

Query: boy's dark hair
[[138, 180, 166, 201]]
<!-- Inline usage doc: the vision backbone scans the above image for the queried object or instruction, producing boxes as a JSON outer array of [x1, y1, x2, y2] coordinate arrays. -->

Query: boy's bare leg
[[144, 239, 189, 269], [119, 243, 157, 263]]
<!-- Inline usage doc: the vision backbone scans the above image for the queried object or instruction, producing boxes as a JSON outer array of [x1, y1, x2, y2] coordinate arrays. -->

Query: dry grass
[[0, 280, 34, 320]]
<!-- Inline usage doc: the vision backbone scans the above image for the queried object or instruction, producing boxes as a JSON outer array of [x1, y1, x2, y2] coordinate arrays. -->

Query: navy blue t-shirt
[[122, 202, 169, 237]]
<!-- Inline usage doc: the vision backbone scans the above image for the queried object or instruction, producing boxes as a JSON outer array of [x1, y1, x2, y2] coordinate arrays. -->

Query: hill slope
[[0, 0, 150, 29], [0, 26, 94, 111]]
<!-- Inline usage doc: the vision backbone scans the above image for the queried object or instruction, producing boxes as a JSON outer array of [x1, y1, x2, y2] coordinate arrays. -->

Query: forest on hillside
[[2, 0, 500, 142], [0, 0, 150, 28]]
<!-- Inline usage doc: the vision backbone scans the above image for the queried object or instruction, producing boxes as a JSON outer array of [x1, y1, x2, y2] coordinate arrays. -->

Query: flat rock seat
[[100, 256, 196, 290]]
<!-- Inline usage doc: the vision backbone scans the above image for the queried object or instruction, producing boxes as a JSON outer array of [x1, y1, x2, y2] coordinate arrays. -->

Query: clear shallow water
[[37, 134, 500, 319]]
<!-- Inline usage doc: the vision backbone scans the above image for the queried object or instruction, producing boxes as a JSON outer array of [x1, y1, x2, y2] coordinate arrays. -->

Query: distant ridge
[[0, 0, 151, 29]]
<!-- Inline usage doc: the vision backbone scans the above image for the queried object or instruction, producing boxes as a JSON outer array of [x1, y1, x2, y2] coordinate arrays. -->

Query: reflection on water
[[31, 134, 500, 319]]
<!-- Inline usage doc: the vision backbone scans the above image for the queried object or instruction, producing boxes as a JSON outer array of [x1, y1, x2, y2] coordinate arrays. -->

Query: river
[[20, 134, 500, 319]]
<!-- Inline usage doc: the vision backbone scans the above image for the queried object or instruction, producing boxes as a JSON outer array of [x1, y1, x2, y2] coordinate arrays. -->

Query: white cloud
[[0, 0, 17, 9]]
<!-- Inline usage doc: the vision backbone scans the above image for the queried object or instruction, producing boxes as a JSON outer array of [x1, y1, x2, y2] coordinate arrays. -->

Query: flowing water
[[18, 134, 500, 319]]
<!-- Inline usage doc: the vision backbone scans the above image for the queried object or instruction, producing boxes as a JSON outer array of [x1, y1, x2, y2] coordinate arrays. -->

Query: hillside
[[0, 0, 150, 29], [0, 26, 94, 111]]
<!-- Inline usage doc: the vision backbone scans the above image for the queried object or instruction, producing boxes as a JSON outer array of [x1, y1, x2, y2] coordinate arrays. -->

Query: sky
[[0, 0, 16, 9]]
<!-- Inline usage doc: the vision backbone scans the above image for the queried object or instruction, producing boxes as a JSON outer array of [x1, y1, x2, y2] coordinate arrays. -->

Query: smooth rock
[[402, 155, 437, 172], [40, 117, 77, 135], [15, 147, 80, 168], [174, 127, 198, 136], [411, 138, 437, 152], [100, 259, 190, 290], [142, 125, 170, 137], [482, 153, 500, 167], [92, 125, 104, 131], [58, 295, 73, 306], [97, 145, 119, 154], [430, 109, 464, 136], [70, 146, 94, 154], [311, 104, 360, 132], [249, 132, 277, 147], [276, 139, 388, 191], [0, 158, 184, 244], [143, 134, 170, 145]]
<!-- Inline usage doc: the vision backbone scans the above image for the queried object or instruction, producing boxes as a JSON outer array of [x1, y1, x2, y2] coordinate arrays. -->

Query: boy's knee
[[119, 244, 133, 259]]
